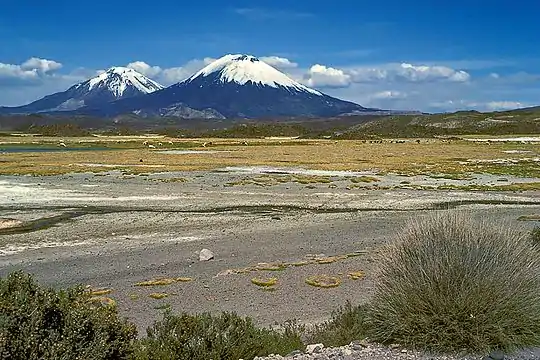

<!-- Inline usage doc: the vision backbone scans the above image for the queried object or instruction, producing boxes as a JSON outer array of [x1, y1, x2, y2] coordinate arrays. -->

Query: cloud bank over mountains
[[0, 55, 536, 112]]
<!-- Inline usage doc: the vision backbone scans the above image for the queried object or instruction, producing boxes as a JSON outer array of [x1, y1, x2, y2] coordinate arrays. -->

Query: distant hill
[[1, 108, 538, 138], [338, 109, 540, 138]]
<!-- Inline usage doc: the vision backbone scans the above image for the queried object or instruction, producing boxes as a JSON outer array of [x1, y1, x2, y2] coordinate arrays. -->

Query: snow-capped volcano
[[0, 67, 163, 114], [83, 67, 163, 97], [78, 54, 377, 119], [187, 54, 322, 95]]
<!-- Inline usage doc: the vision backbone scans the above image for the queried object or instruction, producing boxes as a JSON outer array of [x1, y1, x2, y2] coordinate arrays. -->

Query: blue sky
[[1, 0, 539, 112]]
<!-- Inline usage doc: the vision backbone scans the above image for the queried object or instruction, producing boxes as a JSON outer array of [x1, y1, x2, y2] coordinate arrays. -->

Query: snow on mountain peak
[[187, 54, 322, 95], [85, 66, 164, 97]]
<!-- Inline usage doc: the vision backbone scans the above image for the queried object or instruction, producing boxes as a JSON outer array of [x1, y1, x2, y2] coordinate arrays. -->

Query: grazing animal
[[148, 144, 155, 148], [168, 141, 173, 145], [59, 142, 67, 147], [158, 142, 163, 146], [242, 141, 248, 146], [143, 141, 148, 146]]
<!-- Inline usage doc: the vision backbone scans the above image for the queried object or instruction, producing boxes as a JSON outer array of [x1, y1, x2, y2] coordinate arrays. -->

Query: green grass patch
[[305, 275, 342, 288], [348, 271, 365, 280], [149, 293, 169, 300], [134, 277, 193, 287], [251, 277, 278, 287], [349, 176, 379, 183]]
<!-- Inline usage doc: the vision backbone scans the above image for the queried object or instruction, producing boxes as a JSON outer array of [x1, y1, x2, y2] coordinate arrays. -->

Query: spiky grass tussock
[[368, 212, 540, 353], [531, 226, 540, 248]]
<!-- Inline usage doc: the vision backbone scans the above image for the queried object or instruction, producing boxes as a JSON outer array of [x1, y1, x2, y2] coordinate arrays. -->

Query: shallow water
[[0, 146, 112, 153]]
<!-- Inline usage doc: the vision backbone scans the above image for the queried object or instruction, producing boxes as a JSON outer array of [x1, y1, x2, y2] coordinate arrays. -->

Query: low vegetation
[[148, 293, 170, 300], [3, 215, 540, 358], [0, 271, 137, 360], [306, 302, 369, 347], [251, 277, 278, 288], [134, 277, 193, 287], [132, 311, 304, 360], [305, 275, 342, 288], [368, 212, 540, 353]]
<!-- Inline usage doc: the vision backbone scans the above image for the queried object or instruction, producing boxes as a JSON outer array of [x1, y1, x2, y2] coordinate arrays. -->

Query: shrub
[[306, 301, 369, 347], [0, 271, 137, 360], [531, 226, 540, 247], [133, 310, 304, 360], [367, 212, 540, 353]]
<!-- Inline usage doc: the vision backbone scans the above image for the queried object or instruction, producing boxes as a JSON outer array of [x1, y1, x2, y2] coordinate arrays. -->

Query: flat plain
[[0, 135, 539, 332]]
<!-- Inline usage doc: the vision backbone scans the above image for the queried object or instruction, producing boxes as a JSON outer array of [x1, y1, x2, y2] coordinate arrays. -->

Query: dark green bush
[[306, 301, 369, 347], [133, 310, 304, 360], [0, 271, 137, 360], [367, 212, 540, 353]]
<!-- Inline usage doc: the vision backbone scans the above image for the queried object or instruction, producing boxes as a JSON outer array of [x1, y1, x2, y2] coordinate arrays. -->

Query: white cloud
[[0, 55, 537, 113], [304, 64, 351, 88], [348, 68, 389, 82], [0, 63, 39, 82], [126, 61, 162, 78], [397, 63, 470, 82], [485, 101, 526, 111], [20, 57, 62, 74], [126, 58, 215, 85], [371, 90, 407, 100], [428, 100, 531, 112], [0, 57, 64, 87], [260, 56, 298, 69], [301, 62, 471, 88], [234, 8, 314, 20]]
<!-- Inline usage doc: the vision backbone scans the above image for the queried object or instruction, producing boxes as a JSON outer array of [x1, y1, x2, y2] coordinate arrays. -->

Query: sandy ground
[[0, 170, 539, 336]]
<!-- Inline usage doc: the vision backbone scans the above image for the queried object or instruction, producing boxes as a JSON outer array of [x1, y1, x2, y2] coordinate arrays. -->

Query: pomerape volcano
[[0, 67, 164, 114], [79, 54, 379, 118]]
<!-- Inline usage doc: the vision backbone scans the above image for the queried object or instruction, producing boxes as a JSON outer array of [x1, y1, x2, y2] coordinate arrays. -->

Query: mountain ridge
[[0, 67, 163, 114], [75, 54, 379, 118]]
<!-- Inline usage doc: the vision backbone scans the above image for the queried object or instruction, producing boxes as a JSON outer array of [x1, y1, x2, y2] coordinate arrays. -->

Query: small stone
[[306, 344, 324, 354], [0, 218, 23, 229], [488, 350, 505, 360], [199, 248, 214, 261], [286, 350, 303, 357], [350, 339, 369, 349]]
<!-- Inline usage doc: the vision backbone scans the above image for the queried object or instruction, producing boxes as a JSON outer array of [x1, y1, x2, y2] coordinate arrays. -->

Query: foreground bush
[[531, 226, 540, 247], [0, 271, 137, 360], [367, 212, 540, 353], [133, 310, 303, 360], [306, 301, 369, 347]]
